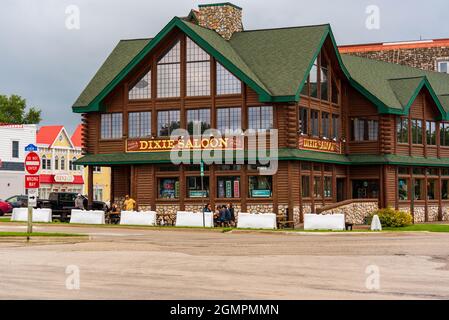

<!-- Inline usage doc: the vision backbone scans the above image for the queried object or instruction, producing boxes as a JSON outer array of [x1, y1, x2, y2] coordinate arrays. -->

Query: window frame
[[100, 113, 123, 140], [157, 110, 180, 137], [156, 40, 181, 98], [128, 111, 152, 139], [248, 106, 273, 131]]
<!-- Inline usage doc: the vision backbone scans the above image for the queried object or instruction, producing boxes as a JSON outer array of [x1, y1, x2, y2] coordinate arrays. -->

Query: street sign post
[[200, 161, 205, 227], [28, 189, 38, 207], [24, 145, 40, 240]]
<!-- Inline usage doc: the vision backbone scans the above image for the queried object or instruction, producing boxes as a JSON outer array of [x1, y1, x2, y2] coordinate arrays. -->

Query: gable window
[[440, 122, 449, 146], [411, 119, 423, 144], [157, 40, 181, 98], [128, 112, 151, 138], [299, 107, 308, 135], [12, 141, 19, 158], [351, 118, 378, 141], [186, 38, 211, 97], [397, 117, 409, 143], [309, 58, 318, 98], [101, 113, 123, 139], [310, 110, 319, 136], [129, 70, 151, 100], [437, 60, 449, 74], [157, 110, 180, 137], [426, 121, 436, 145], [321, 112, 330, 138], [320, 57, 329, 101], [248, 106, 273, 131], [332, 114, 340, 139], [216, 62, 241, 95], [331, 77, 340, 105], [217, 107, 241, 134], [187, 108, 211, 135]]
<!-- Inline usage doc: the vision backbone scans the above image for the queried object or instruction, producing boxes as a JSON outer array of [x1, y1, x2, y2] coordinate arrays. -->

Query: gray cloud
[[1, 0, 448, 134]]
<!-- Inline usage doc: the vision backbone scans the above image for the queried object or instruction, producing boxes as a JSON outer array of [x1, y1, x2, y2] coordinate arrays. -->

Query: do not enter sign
[[25, 152, 40, 174]]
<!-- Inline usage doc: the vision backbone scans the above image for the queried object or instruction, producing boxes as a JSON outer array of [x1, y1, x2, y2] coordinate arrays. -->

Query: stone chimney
[[194, 3, 243, 40]]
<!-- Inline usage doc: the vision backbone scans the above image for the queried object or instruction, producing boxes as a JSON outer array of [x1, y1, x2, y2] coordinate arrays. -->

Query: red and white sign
[[25, 152, 40, 174], [25, 175, 40, 189]]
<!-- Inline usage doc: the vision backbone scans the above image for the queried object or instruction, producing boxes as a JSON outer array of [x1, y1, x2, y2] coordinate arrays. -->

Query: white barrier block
[[120, 211, 157, 226], [237, 213, 277, 229], [304, 214, 345, 231], [32, 209, 52, 223], [176, 211, 214, 227], [11, 208, 52, 223], [70, 210, 105, 225]]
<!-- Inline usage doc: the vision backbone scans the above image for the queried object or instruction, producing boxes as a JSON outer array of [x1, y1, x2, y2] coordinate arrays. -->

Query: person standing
[[123, 195, 136, 211], [74, 194, 84, 210], [228, 203, 235, 227]]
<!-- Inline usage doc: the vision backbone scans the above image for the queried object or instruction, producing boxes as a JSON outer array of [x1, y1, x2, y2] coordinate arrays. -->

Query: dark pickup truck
[[39, 192, 107, 222]]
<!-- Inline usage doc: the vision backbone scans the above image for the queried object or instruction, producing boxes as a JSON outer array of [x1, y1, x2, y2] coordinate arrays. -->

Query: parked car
[[0, 200, 13, 216], [5, 195, 29, 209], [39, 192, 106, 222]]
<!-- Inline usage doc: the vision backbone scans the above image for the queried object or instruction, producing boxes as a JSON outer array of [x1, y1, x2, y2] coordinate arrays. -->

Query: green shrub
[[368, 207, 413, 228]]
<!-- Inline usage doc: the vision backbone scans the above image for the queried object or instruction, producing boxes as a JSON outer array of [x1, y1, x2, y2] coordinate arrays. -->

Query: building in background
[[0, 124, 37, 199], [36, 126, 84, 198], [71, 125, 111, 203], [339, 38, 449, 73]]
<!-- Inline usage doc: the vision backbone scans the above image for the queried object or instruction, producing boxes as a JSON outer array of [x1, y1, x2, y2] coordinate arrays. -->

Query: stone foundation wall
[[443, 207, 449, 221], [320, 201, 379, 225], [246, 204, 274, 214], [428, 206, 440, 222], [413, 207, 426, 223], [155, 204, 179, 225]]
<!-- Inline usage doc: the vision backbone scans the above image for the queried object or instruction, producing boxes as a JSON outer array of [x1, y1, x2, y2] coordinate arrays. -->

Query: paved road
[[0, 222, 448, 299]]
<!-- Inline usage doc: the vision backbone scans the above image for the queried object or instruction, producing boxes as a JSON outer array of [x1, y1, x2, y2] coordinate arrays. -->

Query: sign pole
[[201, 160, 205, 228], [24, 144, 40, 241]]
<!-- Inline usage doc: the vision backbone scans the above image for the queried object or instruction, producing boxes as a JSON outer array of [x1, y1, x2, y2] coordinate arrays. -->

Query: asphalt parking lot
[[0, 222, 448, 299]]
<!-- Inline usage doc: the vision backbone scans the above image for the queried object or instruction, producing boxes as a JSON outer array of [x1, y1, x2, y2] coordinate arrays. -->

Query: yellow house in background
[[37, 126, 84, 198], [72, 125, 111, 203]]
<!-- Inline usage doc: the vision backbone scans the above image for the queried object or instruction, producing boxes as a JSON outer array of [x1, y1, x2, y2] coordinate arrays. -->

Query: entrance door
[[336, 178, 346, 202], [352, 180, 379, 199]]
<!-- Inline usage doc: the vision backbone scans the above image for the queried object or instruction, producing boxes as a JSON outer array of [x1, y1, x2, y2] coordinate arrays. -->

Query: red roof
[[37, 126, 64, 146], [339, 38, 449, 53], [71, 124, 83, 148]]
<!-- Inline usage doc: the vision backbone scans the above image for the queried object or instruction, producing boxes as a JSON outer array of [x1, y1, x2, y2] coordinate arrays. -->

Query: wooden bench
[[345, 222, 354, 231], [277, 215, 295, 229]]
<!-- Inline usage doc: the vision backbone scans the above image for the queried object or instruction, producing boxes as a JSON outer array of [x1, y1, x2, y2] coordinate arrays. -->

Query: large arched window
[[129, 70, 151, 100], [186, 38, 210, 96], [157, 40, 181, 98]]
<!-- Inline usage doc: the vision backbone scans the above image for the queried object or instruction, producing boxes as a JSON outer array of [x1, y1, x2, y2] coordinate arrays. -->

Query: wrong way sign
[[25, 175, 40, 189]]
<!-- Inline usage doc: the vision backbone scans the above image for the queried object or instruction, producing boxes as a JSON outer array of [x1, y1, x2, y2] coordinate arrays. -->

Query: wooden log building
[[73, 3, 449, 225]]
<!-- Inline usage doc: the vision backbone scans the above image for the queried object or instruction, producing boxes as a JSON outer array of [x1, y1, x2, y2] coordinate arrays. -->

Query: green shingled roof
[[72, 15, 449, 119], [74, 38, 151, 109], [342, 54, 449, 118]]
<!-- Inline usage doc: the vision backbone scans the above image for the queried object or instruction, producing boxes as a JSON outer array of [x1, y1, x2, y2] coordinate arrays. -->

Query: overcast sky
[[1, 0, 448, 134]]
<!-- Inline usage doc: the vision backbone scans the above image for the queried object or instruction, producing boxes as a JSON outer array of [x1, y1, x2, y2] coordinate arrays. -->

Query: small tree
[[0, 94, 42, 124]]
